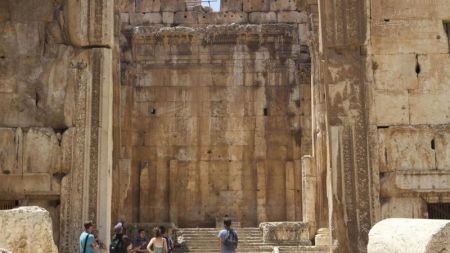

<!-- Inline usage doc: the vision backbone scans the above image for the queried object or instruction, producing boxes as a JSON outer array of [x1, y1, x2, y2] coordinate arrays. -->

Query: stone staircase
[[173, 228, 329, 253]]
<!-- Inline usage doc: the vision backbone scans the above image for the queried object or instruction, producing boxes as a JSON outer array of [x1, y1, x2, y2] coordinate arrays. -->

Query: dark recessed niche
[[428, 203, 450, 219], [149, 108, 156, 115], [431, 139, 435, 150], [263, 108, 268, 116]]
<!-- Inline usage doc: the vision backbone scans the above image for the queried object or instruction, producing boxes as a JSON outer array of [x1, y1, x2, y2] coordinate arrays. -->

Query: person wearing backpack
[[159, 226, 174, 253], [79, 221, 98, 253], [218, 217, 238, 253], [110, 222, 129, 253]]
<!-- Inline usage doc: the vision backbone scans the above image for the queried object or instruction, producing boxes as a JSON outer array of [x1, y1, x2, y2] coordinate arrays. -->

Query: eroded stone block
[[368, 218, 450, 253], [270, 0, 297, 11], [372, 0, 450, 21], [0, 128, 19, 174], [381, 198, 427, 219], [418, 54, 450, 92], [378, 128, 436, 172], [372, 54, 418, 91], [277, 11, 308, 23], [249, 12, 277, 24], [23, 128, 61, 174], [395, 170, 450, 192], [0, 207, 57, 253], [373, 90, 409, 126], [409, 90, 450, 125], [259, 222, 310, 245], [65, 0, 113, 47], [136, 0, 161, 12], [221, 0, 244, 11], [371, 20, 448, 54], [243, 0, 270, 12]]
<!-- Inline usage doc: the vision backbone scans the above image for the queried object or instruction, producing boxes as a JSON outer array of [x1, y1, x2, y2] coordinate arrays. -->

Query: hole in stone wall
[[50, 199, 61, 208], [263, 108, 268, 116], [53, 127, 69, 135], [377, 126, 389, 129], [383, 19, 390, 22], [431, 139, 435, 150], [415, 54, 421, 76], [443, 21, 450, 51], [428, 203, 450, 219], [149, 108, 156, 115]]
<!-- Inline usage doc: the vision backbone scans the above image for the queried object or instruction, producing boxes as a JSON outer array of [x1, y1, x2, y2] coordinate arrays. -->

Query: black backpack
[[110, 236, 125, 253], [163, 236, 174, 253], [223, 229, 238, 250]]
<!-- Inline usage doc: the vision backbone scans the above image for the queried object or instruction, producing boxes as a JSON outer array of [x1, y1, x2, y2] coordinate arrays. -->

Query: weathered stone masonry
[[1, 0, 450, 253]]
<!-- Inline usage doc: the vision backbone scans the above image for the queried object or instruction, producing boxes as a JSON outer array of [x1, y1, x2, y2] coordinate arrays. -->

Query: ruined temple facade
[[0, 0, 449, 252]]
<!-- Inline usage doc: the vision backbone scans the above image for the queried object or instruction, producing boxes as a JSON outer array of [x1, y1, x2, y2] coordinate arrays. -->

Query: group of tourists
[[79, 216, 238, 253], [79, 221, 173, 253]]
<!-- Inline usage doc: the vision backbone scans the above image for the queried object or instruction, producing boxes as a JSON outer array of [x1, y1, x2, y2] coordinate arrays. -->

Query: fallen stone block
[[0, 206, 58, 253], [259, 222, 311, 245], [368, 218, 450, 253]]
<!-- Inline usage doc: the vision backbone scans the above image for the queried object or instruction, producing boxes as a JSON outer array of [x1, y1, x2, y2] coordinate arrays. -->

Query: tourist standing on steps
[[80, 221, 98, 253], [218, 217, 239, 253], [130, 229, 148, 253], [110, 222, 130, 253], [147, 227, 168, 253]]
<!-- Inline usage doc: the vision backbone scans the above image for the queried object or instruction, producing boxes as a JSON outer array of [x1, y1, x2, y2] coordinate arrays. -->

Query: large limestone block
[[0, 206, 57, 253], [0, 174, 52, 194], [0, 45, 75, 128], [372, 0, 450, 20], [221, 0, 244, 11], [372, 54, 418, 91], [372, 20, 448, 54], [436, 131, 450, 170], [0, 128, 19, 174], [373, 90, 409, 126], [395, 170, 450, 192], [23, 128, 61, 174], [418, 54, 450, 92], [409, 90, 450, 125], [65, 0, 113, 47], [8, 0, 54, 22], [259, 222, 311, 245], [368, 218, 450, 253], [381, 198, 427, 219], [0, 22, 43, 57], [378, 128, 435, 172], [243, 0, 270, 12]]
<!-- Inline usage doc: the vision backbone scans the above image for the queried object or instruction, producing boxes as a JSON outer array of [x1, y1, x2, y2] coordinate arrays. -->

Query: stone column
[[301, 155, 316, 238], [60, 0, 114, 252], [256, 161, 267, 223]]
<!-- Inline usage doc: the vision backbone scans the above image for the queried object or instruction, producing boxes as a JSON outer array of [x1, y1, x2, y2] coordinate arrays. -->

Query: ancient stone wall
[[0, 0, 114, 252], [368, 0, 450, 222], [112, 0, 313, 227]]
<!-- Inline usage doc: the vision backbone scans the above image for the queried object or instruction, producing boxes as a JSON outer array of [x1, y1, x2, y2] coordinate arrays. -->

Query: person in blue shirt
[[218, 216, 238, 253], [79, 221, 98, 253]]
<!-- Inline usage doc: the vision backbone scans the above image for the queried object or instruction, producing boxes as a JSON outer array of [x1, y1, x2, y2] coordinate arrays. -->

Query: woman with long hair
[[146, 227, 168, 253]]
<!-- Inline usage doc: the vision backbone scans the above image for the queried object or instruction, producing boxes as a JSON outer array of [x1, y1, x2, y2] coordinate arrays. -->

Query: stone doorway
[[114, 24, 311, 228]]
